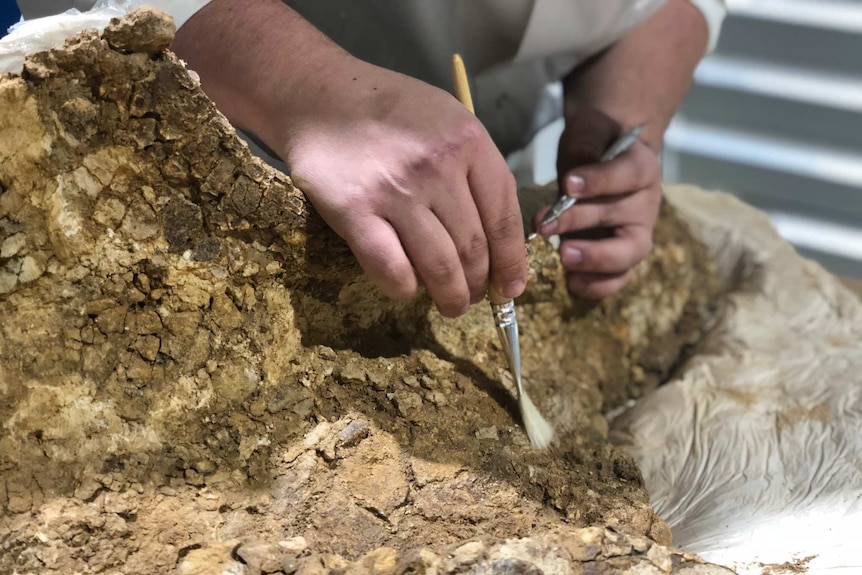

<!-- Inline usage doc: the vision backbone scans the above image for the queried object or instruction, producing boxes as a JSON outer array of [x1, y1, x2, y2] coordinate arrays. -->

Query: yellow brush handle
[[451, 54, 509, 306], [451, 54, 475, 115]]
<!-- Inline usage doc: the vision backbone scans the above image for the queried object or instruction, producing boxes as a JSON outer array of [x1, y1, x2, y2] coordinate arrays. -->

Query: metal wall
[[663, 0, 862, 277]]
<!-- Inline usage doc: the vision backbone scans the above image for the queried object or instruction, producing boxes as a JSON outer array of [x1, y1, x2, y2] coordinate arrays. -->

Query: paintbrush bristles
[[519, 389, 555, 449]]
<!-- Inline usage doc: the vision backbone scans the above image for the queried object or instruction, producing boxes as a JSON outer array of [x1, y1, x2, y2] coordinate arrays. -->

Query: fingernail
[[540, 220, 558, 236], [562, 246, 583, 266], [566, 175, 585, 197]]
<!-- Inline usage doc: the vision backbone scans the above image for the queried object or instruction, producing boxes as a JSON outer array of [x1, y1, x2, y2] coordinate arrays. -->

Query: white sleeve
[[513, 0, 726, 65], [687, 0, 726, 53]]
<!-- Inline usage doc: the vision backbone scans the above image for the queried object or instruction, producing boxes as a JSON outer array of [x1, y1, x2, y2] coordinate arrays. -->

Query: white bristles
[[518, 389, 555, 449]]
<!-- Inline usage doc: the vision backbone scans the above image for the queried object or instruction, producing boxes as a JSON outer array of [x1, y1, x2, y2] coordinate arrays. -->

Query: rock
[[103, 7, 176, 55], [358, 547, 399, 575], [391, 390, 423, 417], [395, 549, 442, 575], [339, 363, 367, 384], [475, 426, 498, 440], [278, 537, 308, 555], [338, 419, 370, 449], [561, 528, 602, 562], [236, 542, 285, 574], [212, 293, 244, 331], [402, 376, 420, 389], [647, 544, 673, 572], [316, 346, 337, 361], [184, 468, 205, 487], [448, 541, 485, 569], [177, 543, 247, 575], [367, 370, 388, 391]]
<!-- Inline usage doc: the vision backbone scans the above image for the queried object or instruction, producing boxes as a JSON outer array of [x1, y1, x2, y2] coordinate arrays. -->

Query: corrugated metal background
[[663, 0, 862, 277]]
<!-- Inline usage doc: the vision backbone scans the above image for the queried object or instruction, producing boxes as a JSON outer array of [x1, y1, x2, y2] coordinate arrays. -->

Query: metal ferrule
[[490, 301, 523, 391], [491, 301, 516, 328]]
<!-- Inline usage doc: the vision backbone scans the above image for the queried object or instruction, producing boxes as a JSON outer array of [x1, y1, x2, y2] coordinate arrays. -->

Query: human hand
[[280, 56, 528, 317], [533, 108, 661, 299]]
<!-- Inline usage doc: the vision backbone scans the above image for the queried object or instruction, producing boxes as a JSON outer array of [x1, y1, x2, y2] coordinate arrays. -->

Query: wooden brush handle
[[451, 54, 511, 307], [452, 54, 475, 114]]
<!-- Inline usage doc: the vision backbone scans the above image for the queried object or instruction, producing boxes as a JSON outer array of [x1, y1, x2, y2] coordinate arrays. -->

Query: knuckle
[[459, 232, 490, 266], [492, 251, 526, 283], [583, 168, 606, 194], [406, 119, 487, 177], [458, 119, 486, 148], [486, 211, 523, 244]]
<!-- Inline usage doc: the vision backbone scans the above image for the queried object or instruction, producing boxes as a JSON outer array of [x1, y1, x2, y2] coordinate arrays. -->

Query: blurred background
[[664, 0, 862, 280]]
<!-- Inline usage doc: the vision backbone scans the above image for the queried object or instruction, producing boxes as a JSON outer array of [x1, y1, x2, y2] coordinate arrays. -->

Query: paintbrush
[[452, 54, 554, 449]]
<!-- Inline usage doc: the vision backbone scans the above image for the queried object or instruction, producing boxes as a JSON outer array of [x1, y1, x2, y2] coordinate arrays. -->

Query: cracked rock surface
[[0, 8, 730, 574]]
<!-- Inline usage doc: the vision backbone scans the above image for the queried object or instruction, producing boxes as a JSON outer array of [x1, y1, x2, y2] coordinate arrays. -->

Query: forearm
[[562, 0, 709, 150], [171, 0, 353, 151]]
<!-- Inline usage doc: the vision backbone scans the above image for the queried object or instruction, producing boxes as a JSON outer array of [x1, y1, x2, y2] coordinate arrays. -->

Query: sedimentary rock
[[0, 8, 727, 574]]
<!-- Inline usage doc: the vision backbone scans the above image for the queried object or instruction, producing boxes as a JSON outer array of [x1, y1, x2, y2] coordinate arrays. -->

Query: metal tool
[[452, 54, 554, 448], [527, 123, 645, 243]]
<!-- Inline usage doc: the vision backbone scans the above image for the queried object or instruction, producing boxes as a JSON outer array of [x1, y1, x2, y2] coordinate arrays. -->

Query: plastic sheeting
[[611, 185, 862, 574], [0, 1, 128, 74], [0, 0, 208, 75]]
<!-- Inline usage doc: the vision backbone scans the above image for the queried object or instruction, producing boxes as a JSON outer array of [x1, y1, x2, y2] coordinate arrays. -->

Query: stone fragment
[[391, 390, 422, 417], [395, 549, 442, 575], [95, 305, 127, 334], [339, 363, 367, 384], [278, 537, 308, 555], [448, 541, 485, 568], [212, 293, 244, 330], [647, 543, 672, 572], [316, 346, 336, 360], [134, 334, 160, 361], [358, 547, 399, 575], [103, 6, 176, 55], [236, 542, 286, 574], [0, 233, 25, 258], [338, 419, 370, 449], [561, 528, 602, 562], [185, 468, 205, 487]]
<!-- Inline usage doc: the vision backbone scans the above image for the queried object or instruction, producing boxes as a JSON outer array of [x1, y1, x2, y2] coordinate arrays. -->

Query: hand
[[534, 108, 661, 299], [280, 56, 528, 317]]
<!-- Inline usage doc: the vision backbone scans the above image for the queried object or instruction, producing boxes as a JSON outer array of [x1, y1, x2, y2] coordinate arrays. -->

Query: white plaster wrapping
[[612, 185, 862, 575]]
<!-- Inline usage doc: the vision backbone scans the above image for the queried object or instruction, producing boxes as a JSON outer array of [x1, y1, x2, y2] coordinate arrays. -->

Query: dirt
[[0, 8, 728, 574]]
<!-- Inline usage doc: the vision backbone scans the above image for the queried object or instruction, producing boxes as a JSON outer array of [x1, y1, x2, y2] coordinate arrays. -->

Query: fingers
[[340, 216, 419, 301], [467, 144, 528, 300], [566, 269, 636, 300], [559, 226, 653, 275], [391, 206, 471, 317], [430, 188, 490, 304], [561, 141, 660, 200]]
